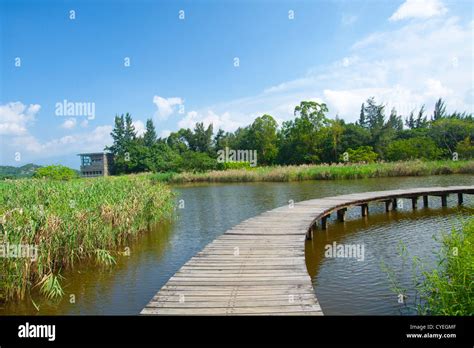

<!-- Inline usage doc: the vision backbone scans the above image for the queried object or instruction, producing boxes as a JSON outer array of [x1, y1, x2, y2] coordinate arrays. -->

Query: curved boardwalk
[[142, 185, 473, 315]]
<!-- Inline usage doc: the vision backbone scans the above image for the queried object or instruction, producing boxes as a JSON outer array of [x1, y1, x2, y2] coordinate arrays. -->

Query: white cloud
[[176, 11, 471, 128], [133, 120, 146, 136], [178, 110, 242, 132], [0, 102, 40, 135], [1, 101, 112, 164], [152, 96, 183, 120], [61, 118, 77, 129], [159, 129, 171, 138], [424, 78, 453, 97], [11, 125, 112, 156], [389, 0, 447, 21]]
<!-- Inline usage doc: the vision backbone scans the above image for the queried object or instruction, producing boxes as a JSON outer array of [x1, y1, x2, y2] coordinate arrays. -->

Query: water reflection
[[306, 204, 473, 315], [1, 175, 472, 315]]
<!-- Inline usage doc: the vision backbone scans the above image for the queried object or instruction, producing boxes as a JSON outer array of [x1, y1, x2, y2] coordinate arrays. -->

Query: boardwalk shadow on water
[[305, 200, 474, 315]]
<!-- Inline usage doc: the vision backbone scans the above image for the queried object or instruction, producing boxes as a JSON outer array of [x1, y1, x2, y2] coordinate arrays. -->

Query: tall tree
[[124, 113, 136, 143], [143, 118, 157, 147], [248, 114, 279, 165], [415, 105, 428, 129], [405, 111, 416, 129], [278, 101, 329, 164], [433, 98, 447, 121], [213, 129, 227, 152], [387, 108, 403, 132], [358, 103, 367, 128], [106, 114, 125, 155], [188, 122, 214, 154]]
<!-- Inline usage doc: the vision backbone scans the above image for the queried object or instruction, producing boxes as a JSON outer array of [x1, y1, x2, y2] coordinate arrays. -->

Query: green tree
[[167, 129, 191, 154], [248, 114, 278, 165], [433, 98, 447, 121], [34, 165, 78, 180], [387, 108, 403, 132], [143, 118, 157, 147], [357, 103, 368, 128], [106, 115, 125, 155], [405, 111, 416, 129], [124, 113, 136, 144], [339, 124, 372, 153], [278, 101, 329, 164], [456, 137, 474, 159], [415, 105, 428, 129], [213, 129, 227, 152], [181, 151, 217, 172], [187, 123, 214, 154], [386, 137, 443, 161], [430, 118, 474, 156], [340, 146, 378, 163]]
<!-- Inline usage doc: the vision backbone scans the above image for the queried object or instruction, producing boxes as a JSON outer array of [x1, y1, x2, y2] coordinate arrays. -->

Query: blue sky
[[1, 0, 473, 168]]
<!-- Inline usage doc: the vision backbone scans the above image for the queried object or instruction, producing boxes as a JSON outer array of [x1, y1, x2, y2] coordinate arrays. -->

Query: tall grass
[[417, 218, 474, 315], [0, 174, 174, 302], [382, 216, 474, 315], [152, 160, 474, 184]]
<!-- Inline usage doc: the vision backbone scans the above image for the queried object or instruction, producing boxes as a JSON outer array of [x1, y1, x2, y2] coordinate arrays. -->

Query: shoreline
[[150, 160, 474, 184]]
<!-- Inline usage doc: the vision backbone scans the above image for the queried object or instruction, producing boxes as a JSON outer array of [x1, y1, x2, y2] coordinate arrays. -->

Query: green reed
[[0, 174, 174, 301], [382, 216, 473, 315], [153, 160, 474, 183]]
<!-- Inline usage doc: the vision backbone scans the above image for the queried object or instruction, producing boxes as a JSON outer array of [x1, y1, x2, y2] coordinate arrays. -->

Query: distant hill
[[0, 163, 42, 179]]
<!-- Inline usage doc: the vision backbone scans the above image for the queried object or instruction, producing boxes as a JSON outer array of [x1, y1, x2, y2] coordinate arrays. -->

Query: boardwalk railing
[[142, 185, 473, 315]]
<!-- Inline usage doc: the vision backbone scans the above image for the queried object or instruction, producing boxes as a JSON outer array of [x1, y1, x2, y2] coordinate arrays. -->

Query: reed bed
[[0, 174, 174, 302], [418, 217, 474, 315], [155, 160, 474, 184]]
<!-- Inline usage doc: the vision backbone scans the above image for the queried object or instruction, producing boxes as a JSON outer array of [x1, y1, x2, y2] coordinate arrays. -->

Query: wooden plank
[[142, 186, 473, 316]]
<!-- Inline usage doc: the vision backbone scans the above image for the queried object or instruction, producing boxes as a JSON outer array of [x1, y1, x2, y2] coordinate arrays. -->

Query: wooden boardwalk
[[141, 185, 473, 315]]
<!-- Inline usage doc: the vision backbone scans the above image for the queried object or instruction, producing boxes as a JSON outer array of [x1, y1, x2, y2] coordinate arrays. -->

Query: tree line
[[105, 98, 474, 174]]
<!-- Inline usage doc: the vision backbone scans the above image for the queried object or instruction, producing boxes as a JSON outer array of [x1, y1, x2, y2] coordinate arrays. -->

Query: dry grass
[[154, 160, 474, 184]]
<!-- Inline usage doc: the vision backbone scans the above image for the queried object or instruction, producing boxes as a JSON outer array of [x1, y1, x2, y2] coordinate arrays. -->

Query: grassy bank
[[0, 175, 174, 302], [152, 160, 474, 184]]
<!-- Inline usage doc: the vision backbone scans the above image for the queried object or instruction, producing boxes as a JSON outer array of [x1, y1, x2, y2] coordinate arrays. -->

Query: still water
[[1, 175, 472, 315]]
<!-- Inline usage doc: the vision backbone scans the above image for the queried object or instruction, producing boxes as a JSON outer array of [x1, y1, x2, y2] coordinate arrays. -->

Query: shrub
[[386, 137, 444, 161], [33, 165, 78, 180], [340, 146, 378, 163], [181, 151, 218, 172], [219, 161, 252, 170], [456, 137, 474, 159]]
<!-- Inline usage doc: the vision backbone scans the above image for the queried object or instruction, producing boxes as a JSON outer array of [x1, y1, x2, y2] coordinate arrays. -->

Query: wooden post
[[423, 195, 429, 208], [458, 193, 463, 205], [392, 198, 397, 210], [441, 195, 448, 207], [321, 216, 328, 230], [337, 208, 347, 222], [411, 197, 418, 210], [361, 204, 368, 217], [385, 200, 393, 212]]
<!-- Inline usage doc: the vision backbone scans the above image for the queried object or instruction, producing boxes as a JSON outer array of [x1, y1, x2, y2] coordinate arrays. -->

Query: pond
[[0, 174, 472, 315]]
